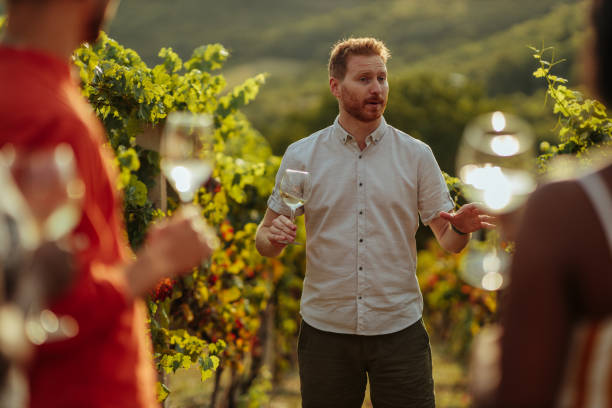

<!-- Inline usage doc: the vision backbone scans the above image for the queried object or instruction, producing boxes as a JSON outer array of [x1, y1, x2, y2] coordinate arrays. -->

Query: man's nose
[[369, 81, 382, 95]]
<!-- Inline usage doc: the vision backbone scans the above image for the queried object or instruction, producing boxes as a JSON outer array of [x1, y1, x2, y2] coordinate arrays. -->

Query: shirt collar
[[333, 116, 387, 146]]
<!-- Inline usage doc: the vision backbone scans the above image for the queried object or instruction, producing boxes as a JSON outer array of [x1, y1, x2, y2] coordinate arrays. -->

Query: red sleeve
[[38, 261, 132, 353]]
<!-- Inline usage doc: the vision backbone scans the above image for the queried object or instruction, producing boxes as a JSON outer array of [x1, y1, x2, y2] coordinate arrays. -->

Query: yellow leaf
[[211, 355, 220, 370], [196, 283, 209, 306], [219, 287, 242, 303], [201, 369, 213, 382], [156, 381, 170, 402]]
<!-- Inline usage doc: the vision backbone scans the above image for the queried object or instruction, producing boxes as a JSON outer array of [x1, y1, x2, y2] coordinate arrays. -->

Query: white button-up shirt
[[268, 116, 454, 335]]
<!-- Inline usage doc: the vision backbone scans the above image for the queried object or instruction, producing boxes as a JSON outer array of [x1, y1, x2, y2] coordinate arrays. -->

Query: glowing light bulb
[[491, 111, 506, 132]]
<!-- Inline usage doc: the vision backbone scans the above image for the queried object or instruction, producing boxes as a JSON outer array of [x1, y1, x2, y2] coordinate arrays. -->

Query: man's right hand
[[255, 209, 297, 258], [127, 209, 216, 298], [268, 215, 297, 247]]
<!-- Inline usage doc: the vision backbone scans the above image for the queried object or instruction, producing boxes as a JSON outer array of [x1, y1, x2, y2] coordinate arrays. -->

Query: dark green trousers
[[297, 319, 435, 408]]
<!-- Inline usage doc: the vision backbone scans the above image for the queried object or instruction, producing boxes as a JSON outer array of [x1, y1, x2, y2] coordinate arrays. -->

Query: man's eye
[[360, 77, 368, 82], [378, 77, 386, 82]]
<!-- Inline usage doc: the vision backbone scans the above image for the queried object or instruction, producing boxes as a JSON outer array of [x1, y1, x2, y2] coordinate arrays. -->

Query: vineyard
[[48, 29, 612, 406]]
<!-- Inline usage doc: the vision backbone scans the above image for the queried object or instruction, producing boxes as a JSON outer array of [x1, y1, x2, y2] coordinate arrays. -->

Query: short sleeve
[[417, 144, 454, 225]]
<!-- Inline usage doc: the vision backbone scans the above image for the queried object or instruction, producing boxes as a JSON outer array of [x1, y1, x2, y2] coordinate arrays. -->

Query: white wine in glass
[[279, 169, 311, 245], [161, 111, 215, 204], [160, 111, 220, 251]]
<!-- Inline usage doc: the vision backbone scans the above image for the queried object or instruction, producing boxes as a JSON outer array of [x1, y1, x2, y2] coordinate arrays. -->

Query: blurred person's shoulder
[[531, 178, 584, 208], [524, 165, 612, 237], [531, 164, 612, 210], [0, 46, 99, 147]]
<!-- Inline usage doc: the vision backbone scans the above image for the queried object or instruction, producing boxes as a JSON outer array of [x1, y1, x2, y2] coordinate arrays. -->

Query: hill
[[0, 0, 588, 143], [98, 0, 586, 129], [105, 0, 580, 67]]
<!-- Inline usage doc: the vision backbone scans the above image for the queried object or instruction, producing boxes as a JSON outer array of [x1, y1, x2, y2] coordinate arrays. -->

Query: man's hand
[[267, 215, 297, 247], [255, 209, 297, 257], [438, 203, 497, 234], [127, 208, 216, 298]]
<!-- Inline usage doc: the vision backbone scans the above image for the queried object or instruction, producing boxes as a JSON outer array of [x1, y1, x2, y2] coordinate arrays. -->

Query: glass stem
[[290, 207, 295, 223]]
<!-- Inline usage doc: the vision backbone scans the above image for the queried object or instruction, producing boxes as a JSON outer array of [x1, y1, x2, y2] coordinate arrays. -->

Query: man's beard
[[340, 88, 386, 123]]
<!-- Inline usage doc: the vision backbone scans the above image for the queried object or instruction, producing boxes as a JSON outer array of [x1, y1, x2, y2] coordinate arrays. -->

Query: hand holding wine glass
[[113, 112, 219, 299], [160, 111, 219, 251], [278, 169, 311, 245]]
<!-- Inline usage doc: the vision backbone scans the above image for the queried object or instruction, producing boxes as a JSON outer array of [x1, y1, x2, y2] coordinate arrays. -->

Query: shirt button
[[359, 238, 363, 243], [359, 266, 363, 271], [359, 211, 363, 215], [359, 155, 362, 159], [359, 182, 363, 187], [358, 296, 363, 300]]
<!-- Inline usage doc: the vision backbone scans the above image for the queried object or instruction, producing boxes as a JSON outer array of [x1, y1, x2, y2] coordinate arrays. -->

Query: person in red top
[[0, 0, 214, 406]]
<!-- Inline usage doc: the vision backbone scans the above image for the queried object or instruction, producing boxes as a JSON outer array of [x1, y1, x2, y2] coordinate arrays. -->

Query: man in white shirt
[[255, 37, 494, 408]]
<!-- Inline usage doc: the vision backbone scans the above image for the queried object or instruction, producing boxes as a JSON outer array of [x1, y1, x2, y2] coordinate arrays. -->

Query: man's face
[[83, 0, 119, 44], [331, 54, 389, 123]]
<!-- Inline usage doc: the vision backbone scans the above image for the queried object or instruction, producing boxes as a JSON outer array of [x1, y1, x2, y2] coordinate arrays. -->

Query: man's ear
[[329, 77, 340, 98]]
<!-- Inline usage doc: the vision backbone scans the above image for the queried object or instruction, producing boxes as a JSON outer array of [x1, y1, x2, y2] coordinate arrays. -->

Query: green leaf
[[219, 287, 242, 303], [117, 147, 140, 171], [158, 47, 183, 73], [532, 67, 547, 78], [229, 184, 247, 203], [156, 381, 170, 402], [185, 44, 229, 72], [125, 175, 148, 207]]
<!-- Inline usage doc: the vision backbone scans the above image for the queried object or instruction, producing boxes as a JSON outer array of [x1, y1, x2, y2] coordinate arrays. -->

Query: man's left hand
[[438, 203, 497, 234]]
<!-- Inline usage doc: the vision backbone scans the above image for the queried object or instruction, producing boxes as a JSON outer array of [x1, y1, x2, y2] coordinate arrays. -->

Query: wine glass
[[457, 111, 536, 214], [455, 111, 536, 290], [5, 143, 85, 244], [0, 144, 83, 352], [160, 111, 219, 250], [279, 169, 311, 245], [459, 238, 511, 291], [160, 111, 215, 205]]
